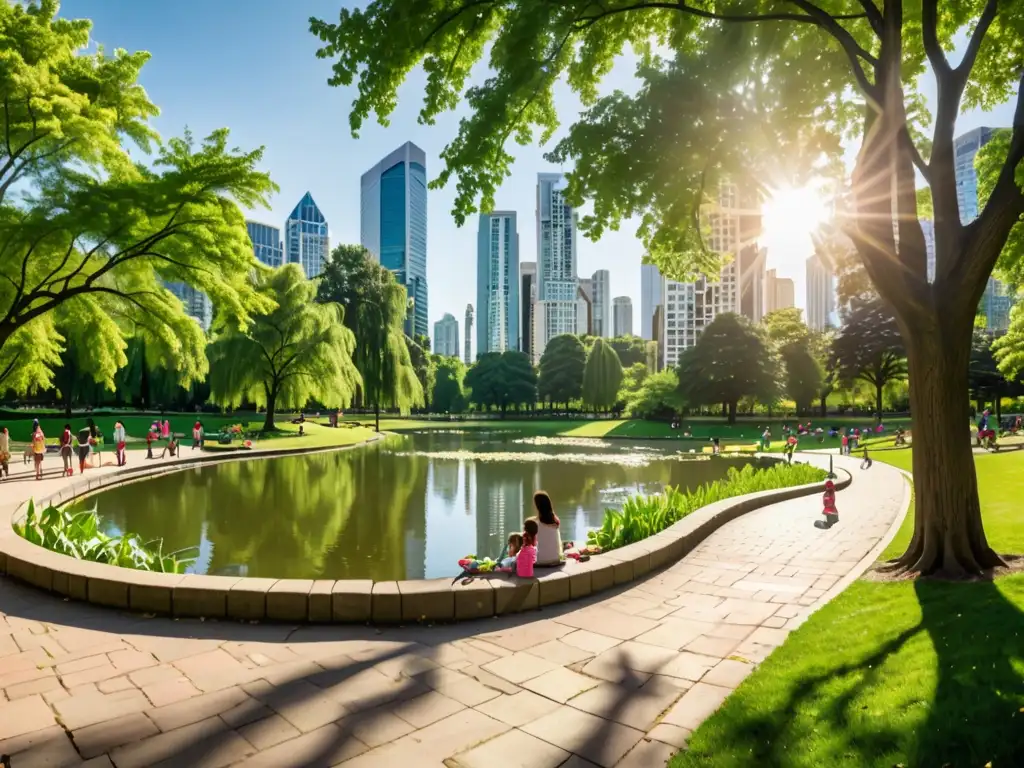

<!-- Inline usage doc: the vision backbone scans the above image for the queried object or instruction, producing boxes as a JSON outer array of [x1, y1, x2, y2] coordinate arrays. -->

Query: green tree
[[316, 245, 423, 430], [208, 265, 361, 431], [1, 3, 275, 391], [780, 342, 824, 415], [311, 0, 1024, 575], [582, 337, 623, 412], [617, 361, 649, 405], [431, 356, 467, 413], [537, 334, 586, 409], [465, 351, 536, 416], [626, 369, 682, 420], [994, 303, 1024, 381], [763, 308, 810, 349], [831, 298, 908, 417], [606, 335, 646, 367], [677, 314, 776, 424], [969, 329, 1022, 420]]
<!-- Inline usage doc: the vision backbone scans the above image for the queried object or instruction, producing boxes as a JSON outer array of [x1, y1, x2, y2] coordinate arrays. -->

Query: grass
[[672, 450, 1024, 768], [200, 421, 376, 452]]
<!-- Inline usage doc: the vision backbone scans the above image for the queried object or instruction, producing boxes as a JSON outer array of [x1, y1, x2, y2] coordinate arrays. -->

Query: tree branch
[[955, 0, 999, 81], [572, 0, 870, 29], [921, 0, 951, 78], [421, 0, 497, 48], [855, 0, 884, 36]]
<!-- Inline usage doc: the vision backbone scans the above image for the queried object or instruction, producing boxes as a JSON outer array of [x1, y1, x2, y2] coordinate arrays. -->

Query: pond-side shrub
[[588, 462, 827, 552], [14, 500, 196, 574]]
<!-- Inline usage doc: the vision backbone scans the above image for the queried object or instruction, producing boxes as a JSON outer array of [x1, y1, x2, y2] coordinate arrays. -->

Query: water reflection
[[76, 433, 770, 580]]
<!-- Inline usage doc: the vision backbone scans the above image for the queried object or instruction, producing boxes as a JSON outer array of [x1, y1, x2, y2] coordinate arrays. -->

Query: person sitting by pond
[[517, 520, 538, 577], [710, 436, 721, 455], [529, 491, 563, 567]]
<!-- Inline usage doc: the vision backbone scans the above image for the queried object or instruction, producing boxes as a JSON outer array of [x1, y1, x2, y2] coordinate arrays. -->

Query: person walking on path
[[60, 423, 73, 476], [819, 479, 839, 527], [76, 423, 92, 474], [192, 421, 203, 451], [0, 426, 10, 479], [87, 418, 102, 468], [31, 424, 46, 480], [113, 421, 127, 466], [146, 424, 157, 460]]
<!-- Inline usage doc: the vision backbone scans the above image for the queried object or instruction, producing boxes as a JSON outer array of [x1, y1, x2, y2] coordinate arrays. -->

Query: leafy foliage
[[15, 499, 195, 574], [831, 298, 908, 414], [582, 337, 623, 411], [208, 264, 361, 430], [431, 355, 467, 413], [465, 351, 536, 413], [677, 313, 777, 423], [626, 369, 682, 420], [588, 462, 827, 552], [537, 333, 586, 405], [0, 2, 276, 392], [317, 245, 423, 428]]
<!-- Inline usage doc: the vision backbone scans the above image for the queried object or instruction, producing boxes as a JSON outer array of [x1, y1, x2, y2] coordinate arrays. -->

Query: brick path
[[0, 454, 908, 767]]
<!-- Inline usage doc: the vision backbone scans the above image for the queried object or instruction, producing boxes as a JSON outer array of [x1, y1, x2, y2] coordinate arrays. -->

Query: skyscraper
[[360, 142, 429, 337], [764, 269, 795, 314], [476, 212, 520, 354], [519, 263, 536, 358], [591, 269, 611, 337], [464, 304, 474, 364], [953, 126, 1014, 330], [535, 173, 579, 357], [640, 263, 664, 340], [433, 313, 459, 358], [165, 282, 212, 332], [806, 253, 836, 331], [576, 284, 592, 335], [660, 180, 766, 368], [246, 221, 284, 268], [613, 296, 633, 336], [284, 192, 329, 278]]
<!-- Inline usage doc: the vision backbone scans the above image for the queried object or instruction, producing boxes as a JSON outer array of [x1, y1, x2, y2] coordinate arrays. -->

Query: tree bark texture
[[263, 387, 277, 432], [893, 327, 1004, 576]]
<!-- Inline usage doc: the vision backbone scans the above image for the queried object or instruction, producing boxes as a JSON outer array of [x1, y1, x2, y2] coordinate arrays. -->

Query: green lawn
[[200, 421, 376, 452], [672, 449, 1024, 768]]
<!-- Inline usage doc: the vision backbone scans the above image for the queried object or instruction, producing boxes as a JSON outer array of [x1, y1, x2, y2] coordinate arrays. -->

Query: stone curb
[[1, 452, 851, 624]]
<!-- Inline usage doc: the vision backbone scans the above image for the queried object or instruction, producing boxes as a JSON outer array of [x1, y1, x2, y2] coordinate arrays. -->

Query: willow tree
[[1, 2, 276, 393], [208, 265, 361, 431], [583, 337, 624, 412], [312, 1, 1024, 577]]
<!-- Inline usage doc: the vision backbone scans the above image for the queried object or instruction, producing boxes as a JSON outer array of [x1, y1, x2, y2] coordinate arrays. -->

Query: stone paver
[[0, 453, 908, 766]]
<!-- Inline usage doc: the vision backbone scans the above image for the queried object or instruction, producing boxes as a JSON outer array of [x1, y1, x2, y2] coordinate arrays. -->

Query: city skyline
[[71, 1, 1017, 339]]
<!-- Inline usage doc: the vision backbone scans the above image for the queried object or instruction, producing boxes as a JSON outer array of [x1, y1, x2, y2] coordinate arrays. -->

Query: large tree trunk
[[727, 400, 737, 424], [374, 403, 380, 432], [263, 385, 277, 431], [891, 329, 1004, 576], [875, 381, 884, 417]]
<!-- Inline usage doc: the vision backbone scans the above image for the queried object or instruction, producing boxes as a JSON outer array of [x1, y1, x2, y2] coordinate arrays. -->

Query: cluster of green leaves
[[15, 499, 195, 573], [209, 264, 361, 430], [0, 1, 276, 398], [625, 369, 683, 419], [582, 337, 624, 411], [430, 355, 467, 413], [831, 298, 908, 415], [588, 462, 827, 552], [465, 350, 536, 413]]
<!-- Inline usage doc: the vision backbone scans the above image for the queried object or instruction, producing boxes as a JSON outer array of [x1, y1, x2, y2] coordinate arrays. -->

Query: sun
[[761, 185, 831, 245]]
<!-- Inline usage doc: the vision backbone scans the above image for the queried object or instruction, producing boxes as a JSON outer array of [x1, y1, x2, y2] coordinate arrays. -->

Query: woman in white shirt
[[529, 490, 563, 566]]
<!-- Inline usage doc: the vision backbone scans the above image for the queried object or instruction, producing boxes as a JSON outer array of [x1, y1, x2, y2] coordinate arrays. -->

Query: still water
[[76, 432, 772, 580]]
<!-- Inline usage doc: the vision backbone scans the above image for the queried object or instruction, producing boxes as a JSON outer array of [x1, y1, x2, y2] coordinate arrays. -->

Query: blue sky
[[65, 1, 1017, 334]]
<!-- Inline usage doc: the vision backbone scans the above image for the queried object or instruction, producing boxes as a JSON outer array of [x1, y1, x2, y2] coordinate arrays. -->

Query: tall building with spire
[[360, 142, 429, 337], [476, 212, 520, 354], [284, 192, 329, 278]]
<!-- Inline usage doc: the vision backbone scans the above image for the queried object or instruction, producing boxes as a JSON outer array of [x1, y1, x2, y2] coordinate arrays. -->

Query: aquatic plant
[[14, 500, 196, 574], [588, 462, 827, 551]]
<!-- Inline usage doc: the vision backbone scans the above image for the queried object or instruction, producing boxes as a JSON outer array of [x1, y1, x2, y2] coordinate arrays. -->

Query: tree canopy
[[626, 369, 682, 420], [317, 245, 424, 430], [208, 264, 361, 431], [582, 337, 623, 412], [431, 356, 467, 414], [831, 298, 908, 416], [465, 351, 536, 414], [537, 333, 586, 406], [677, 313, 777, 423], [1, 2, 276, 392]]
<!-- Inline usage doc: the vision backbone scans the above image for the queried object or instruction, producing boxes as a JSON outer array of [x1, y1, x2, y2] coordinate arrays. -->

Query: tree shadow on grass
[[675, 577, 1024, 768]]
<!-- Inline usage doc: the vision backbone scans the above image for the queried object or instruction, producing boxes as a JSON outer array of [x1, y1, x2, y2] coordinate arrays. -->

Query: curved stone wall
[[0, 450, 851, 624]]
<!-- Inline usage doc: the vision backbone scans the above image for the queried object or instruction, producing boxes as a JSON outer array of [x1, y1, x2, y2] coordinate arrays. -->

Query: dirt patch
[[862, 554, 1024, 583]]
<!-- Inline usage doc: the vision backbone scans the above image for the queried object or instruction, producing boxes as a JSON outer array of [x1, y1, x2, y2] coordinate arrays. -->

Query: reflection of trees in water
[[431, 460, 460, 505]]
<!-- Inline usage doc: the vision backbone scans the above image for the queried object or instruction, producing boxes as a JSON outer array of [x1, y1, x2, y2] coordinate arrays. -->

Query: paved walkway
[[0, 454, 909, 768]]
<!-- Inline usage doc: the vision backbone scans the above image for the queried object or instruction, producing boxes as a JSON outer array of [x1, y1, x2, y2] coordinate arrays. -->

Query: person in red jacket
[[821, 480, 839, 527]]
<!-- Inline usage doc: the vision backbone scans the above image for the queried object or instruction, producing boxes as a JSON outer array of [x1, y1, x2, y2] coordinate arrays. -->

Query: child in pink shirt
[[517, 520, 539, 578]]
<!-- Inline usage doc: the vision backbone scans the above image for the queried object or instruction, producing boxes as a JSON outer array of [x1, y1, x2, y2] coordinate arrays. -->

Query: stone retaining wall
[[0, 452, 850, 624]]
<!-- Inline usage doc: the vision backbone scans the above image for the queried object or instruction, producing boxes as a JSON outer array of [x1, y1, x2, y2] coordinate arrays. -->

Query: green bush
[[14, 500, 196, 574], [588, 462, 827, 551]]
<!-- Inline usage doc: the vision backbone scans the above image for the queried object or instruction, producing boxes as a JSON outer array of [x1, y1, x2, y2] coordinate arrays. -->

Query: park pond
[[72, 431, 775, 581]]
